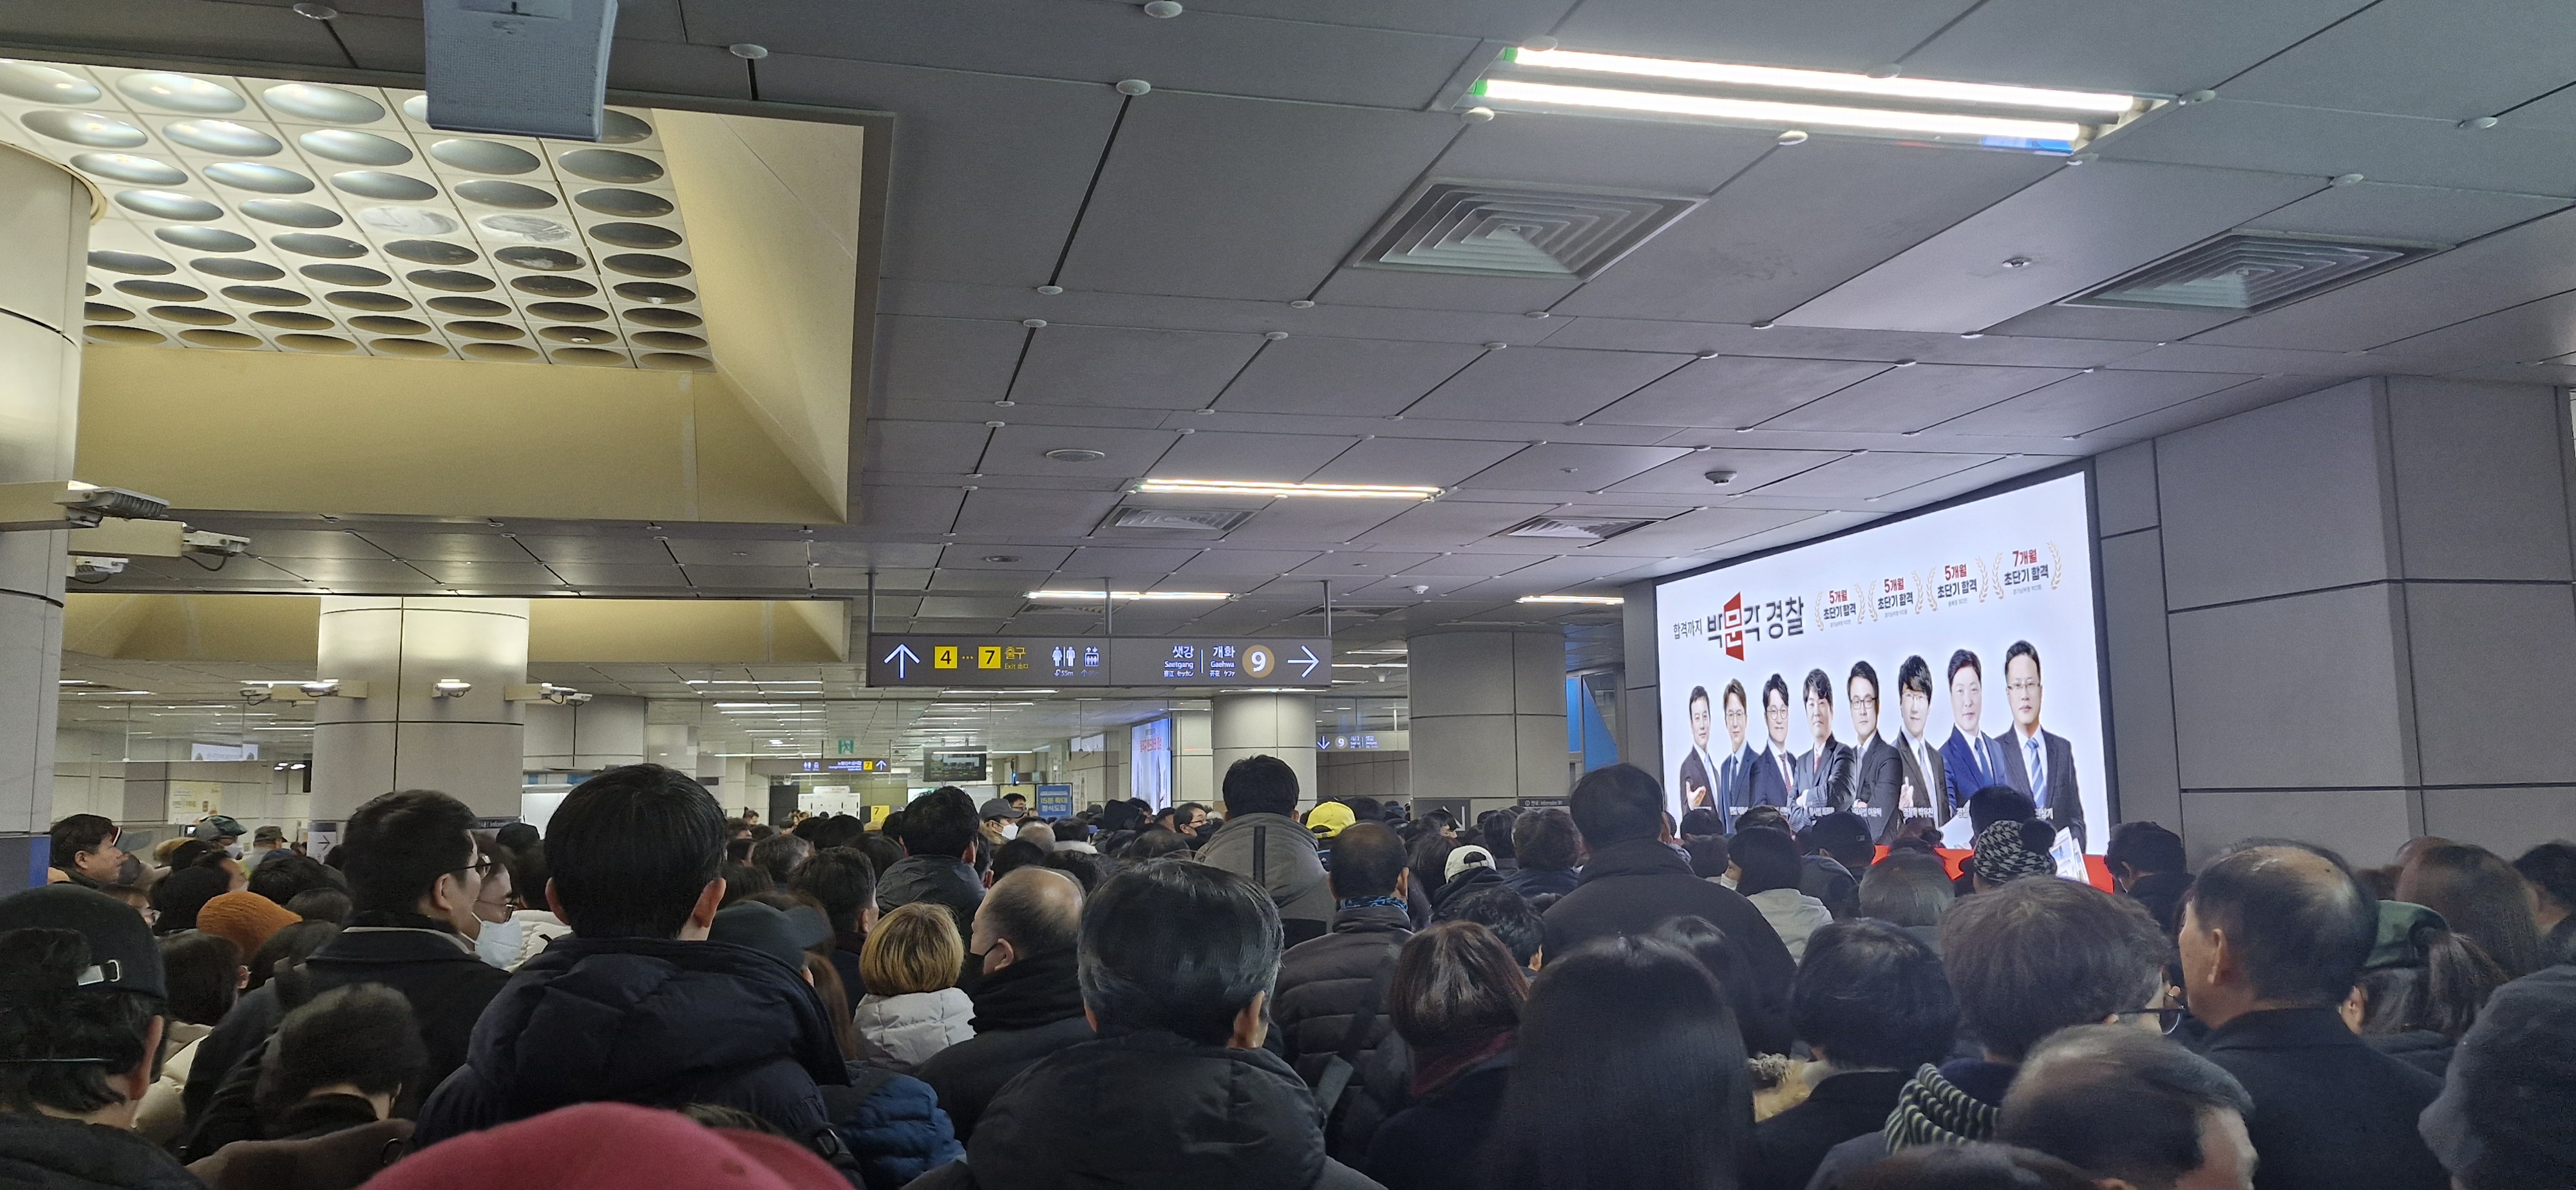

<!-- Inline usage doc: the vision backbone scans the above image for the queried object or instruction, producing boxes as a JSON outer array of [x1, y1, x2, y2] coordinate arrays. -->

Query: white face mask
[[223, 843, 244, 860], [1000, 824, 1019, 841], [473, 913, 525, 969]]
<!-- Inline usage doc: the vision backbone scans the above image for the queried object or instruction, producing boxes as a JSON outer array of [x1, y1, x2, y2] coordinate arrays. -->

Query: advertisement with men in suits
[[1657, 473, 2107, 854]]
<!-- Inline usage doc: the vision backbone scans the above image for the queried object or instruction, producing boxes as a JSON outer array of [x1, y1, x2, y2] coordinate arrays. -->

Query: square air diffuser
[[1350, 180, 1701, 279], [2063, 231, 2442, 312]]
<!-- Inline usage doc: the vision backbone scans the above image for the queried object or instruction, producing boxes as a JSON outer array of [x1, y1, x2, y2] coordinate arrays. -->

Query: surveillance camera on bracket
[[0, 481, 170, 531], [430, 678, 473, 699], [504, 683, 589, 705]]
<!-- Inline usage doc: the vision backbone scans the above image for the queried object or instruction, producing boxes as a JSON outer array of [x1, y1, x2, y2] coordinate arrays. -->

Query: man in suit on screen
[[1792, 668, 1855, 829], [1991, 639, 2084, 849], [1846, 660, 1902, 837], [1940, 648, 2000, 811], [1889, 654, 1948, 842], [1678, 685, 1719, 810], [1741, 674, 1795, 823]]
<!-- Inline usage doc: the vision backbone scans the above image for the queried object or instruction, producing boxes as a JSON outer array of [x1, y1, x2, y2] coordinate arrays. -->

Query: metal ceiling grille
[[2063, 231, 2442, 312], [1501, 514, 1657, 540], [1350, 179, 1702, 279], [1104, 506, 1254, 532]]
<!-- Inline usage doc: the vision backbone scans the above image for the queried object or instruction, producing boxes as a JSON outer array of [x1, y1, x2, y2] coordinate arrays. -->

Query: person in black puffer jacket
[[914, 869, 1093, 1143], [413, 766, 851, 1154], [908, 862, 1381, 1190], [1274, 824, 1416, 1165]]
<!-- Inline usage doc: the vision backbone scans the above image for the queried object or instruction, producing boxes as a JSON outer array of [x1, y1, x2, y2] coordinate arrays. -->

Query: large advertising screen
[[1653, 471, 2108, 853], [1130, 717, 1173, 811]]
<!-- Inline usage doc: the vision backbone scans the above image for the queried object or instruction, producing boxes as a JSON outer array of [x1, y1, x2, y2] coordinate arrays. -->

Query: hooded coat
[[412, 936, 849, 1151], [876, 856, 984, 941], [1197, 813, 1337, 940], [905, 1031, 1382, 1190]]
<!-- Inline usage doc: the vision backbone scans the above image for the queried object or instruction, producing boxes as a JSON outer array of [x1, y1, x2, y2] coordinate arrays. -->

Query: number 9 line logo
[[1244, 645, 1274, 678]]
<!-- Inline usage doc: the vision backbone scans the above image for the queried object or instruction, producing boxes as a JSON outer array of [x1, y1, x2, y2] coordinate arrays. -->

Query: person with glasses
[[1792, 668, 1856, 831], [1808, 876, 2169, 1189], [1992, 640, 2085, 851], [180, 790, 510, 1155], [1846, 661, 1904, 838]]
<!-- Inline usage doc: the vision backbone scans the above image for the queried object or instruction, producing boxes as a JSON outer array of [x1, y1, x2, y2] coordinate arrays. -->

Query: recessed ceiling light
[[1518, 594, 1625, 605], [1044, 448, 1107, 462], [981, 554, 1020, 563], [1134, 478, 1441, 500]]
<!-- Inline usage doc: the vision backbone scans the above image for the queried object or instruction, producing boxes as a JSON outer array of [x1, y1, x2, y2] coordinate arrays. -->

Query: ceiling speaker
[[424, 0, 618, 140]]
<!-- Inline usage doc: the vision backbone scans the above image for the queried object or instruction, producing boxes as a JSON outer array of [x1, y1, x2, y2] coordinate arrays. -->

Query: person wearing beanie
[[197, 891, 301, 965], [364, 1102, 849, 1190], [1971, 819, 2058, 890]]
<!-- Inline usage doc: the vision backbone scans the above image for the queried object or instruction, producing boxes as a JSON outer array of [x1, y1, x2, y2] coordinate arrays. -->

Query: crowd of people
[[8, 758, 2575, 1189]]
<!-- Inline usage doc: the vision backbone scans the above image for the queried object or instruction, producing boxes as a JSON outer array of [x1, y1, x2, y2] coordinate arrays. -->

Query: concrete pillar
[[1406, 628, 1569, 818], [2101, 376, 2576, 865], [0, 147, 87, 885], [1171, 708, 1213, 808], [526, 695, 647, 772], [1212, 692, 1318, 810], [312, 597, 531, 820]]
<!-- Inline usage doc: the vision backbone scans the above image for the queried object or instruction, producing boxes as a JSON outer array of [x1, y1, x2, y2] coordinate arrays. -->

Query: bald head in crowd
[[971, 866, 1084, 973]]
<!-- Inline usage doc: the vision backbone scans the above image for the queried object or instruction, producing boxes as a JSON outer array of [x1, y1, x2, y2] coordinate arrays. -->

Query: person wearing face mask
[[915, 868, 1091, 1143], [180, 791, 510, 1159], [468, 845, 525, 971], [190, 817, 249, 863]]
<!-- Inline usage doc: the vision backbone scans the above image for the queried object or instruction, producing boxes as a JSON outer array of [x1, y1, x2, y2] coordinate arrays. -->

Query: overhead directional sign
[[866, 635, 1329, 688]]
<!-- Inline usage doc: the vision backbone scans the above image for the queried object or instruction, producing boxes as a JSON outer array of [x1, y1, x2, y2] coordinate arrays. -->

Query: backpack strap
[[1253, 823, 1269, 883], [1309, 955, 1396, 1113]]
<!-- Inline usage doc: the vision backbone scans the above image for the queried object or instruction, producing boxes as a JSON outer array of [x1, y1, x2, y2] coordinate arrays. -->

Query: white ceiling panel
[[1010, 325, 1264, 410], [2363, 290, 2576, 372], [1933, 369, 2257, 437], [2094, 100, 2576, 197], [1055, 545, 1203, 576], [951, 489, 1125, 537], [1585, 355, 1888, 428], [665, 538, 812, 565], [1900, 0, 2374, 95], [1549, 0, 1977, 72], [1982, 304, 2248, 343], [983, 424, 1182, 478], [1759, 363, 2079, 433], [676, 565, 815, 590], [1287, 552, 1441, 578], [1352, 500, 1562, 547], [2107, 343, 2384, 376], [1217, 336, 1486, 417], [859, 485, 967, 531], [1150, 431, 1361, 482], [1219, 498, 1415, 543], [1587, 506, 1823, 555], [1432, 117, 1779, 195], [876, 317, 1026, 404], [1750, 451, 1998, 500], [1056, 94, 1463, 301], [1167, 549, 1323, 578], [927, 569, 1053, 591], [1310, 269, 1583, 316], [1785, 160, 2322, 334], [938, 545, 1075, 569], [1180, 0, 1569, 37], [1557, 140, 2061, 323], [2219, 0, 2576, 122], [759, 59, 1118, 287], [1607, 447, 1847, 494], [2247, 182, 2568, 245], [1305, 436, 1529, 487], [1457, 442, 1692, 491], [810, 542, 943, 568], [546, 562, 690, 587], [2076, 374, 2334, 442], [515, 536, 676, 564], [2189, 207, 2576, 350], [920, 595, 1027, 618], [1406, 346, 1690, 422], [868, 420, 991, 475]]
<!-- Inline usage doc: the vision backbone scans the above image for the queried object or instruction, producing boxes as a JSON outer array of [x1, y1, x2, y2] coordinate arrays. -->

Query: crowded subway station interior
[[8, 1, 2576, 1187]]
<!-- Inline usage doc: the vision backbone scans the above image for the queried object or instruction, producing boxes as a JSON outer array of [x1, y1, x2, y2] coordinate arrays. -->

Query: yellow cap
[[1305, 801, 1356, 838]]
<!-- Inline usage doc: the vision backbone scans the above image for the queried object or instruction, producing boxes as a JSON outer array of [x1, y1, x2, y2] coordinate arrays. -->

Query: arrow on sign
[[883, 643, 922, 678], [1289, 645, 1321, 677]]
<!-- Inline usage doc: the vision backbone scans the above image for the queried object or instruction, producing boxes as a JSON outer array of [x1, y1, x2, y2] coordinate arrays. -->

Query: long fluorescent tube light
[[1519, 594, 1625, 605], [1509, 49, 2137, 114], [1025, 589, 1231, 600], [1135, 478, 1441, 500], [1477, 79, 2086, 144], [714, 703, 800, 708]]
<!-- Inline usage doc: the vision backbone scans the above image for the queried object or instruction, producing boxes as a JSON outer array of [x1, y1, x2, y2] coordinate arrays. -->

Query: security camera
[[1705, 469, 1739, 486], [240, 685, 274, 706], [431, 678, 473, 698]]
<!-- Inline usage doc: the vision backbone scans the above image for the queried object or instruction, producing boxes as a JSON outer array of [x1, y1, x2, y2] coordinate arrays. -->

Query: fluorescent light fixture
[[1134, 478, 1441, 500], [942, 688, 1057, 695], [1025, 589, 1232, 601], [714, 703, 799, 709], [1508, 49, 2137, 114], [1519, 594, 1625, 605], [1477, 80, 2087, 144]]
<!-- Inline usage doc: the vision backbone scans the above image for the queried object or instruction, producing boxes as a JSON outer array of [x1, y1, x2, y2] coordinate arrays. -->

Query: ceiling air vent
[[2062, 231, 2443, 312], [1502, 514, 1658, 540], [1297, 605, 1401, 621], [1350, 180, 1703, 279], [1105, 506, 1253, 532]]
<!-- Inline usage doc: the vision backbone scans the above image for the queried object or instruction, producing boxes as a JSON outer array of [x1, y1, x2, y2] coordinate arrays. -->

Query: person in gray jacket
[[1198, 756, 1336, 949]]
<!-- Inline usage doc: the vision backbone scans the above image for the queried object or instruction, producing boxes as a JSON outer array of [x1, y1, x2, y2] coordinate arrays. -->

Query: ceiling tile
[[1900, 0, 2374, 94], [2096, 100, 2576, 198], [1982, 304, 2245, 342], [515, 536, 676, 565], [1785, 160, 2324, 334], [2189, 205, 2576, 350], [1932, 369, 2259, 437], [1586, 354, 1887, 428], [666, 538, 812, 565], [1056, 546, 1204, 578], [1168, 549, 1323, 578], [1406, 346, 1691, 422], [1352, 500, 1563, 548], [927, 569, 1054, 592], [1306, 437, 1530, 487], [1219, 499, 1414, 543], [548, 562, 690, 587], [1310, 269, 1582, 316], [1456, 442, 1693, 490], [2221, 0, 2576, 122], [1287, 552, 1441, 577], [1584, 505, 1824, 555], [343, 532, 527, 563], [938, 545, 1075, 570], [245, 530, 395, 561], [2363, 289, 2576, 372], [1432, 118, 1779, 196], [1751, 451, 1998, 500], [1180, 0, 1570, 39], [983, 424, 1183, 478], [1607, 447, 1848, 493], [1150, 431, 1361, 483], [1555, 140, 2061, 323], [867, 420, 991, 476], [875, 317, 1026, 404], [951, 488, 1124, 536], [1010, 325, 1264, 410], [1217, 336, 1486, 417], [1056, 93, 1461, 301], [1758, 363, 2079, 433], [860, 484, 967, 532], [2248, 182, 2568, 245], [1549, 0, 1978, 72]]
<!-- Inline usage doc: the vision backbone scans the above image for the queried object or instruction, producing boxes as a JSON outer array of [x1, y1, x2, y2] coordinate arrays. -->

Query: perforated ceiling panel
[[0, 58, 711, 370]]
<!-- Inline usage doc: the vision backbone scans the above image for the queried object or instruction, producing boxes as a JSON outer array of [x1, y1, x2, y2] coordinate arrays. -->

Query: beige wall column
[[0, 148, 87, 884], [1212, 692, 1318, 811], [1171, 708, 1214, 808], [312, 597, 530, 820], [1407, 628, 1569, 817]]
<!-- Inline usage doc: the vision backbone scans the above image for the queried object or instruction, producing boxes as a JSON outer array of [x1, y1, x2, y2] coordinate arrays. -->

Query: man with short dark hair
[[45, 813, 125, 888], [1198, 754, 1335, 948], [916, 868, 1090, 1142], [2108, 822, 2193, 933], [2179, 844, 2445, 1190], [790, 845, 878, 994], [1274, 823, 1414, 1162], [1889, 654, 1947, 839], [1679, 685, 1719, 810], [881, 786, 985, 940], [1502, 808, 1582, 899], [2512, 840, 2576, 965], [415, 764, 849, 1151], [1999, 1025, 2256, 1190], [1810, 876, 2168, 1188], [1540, 764, 1793, 1006], [1846, 662, 1902, 836], [748, 832, 812, 889], [910, 863, 1375, 1190], [1991, 640, 2083, 848], [1754, 920, 1958, 1190], [1940, 650, 1998, 812]]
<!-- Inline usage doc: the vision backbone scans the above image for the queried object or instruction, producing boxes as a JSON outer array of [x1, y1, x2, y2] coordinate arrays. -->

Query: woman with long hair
[[2396, 843, 2547, 979], [1364, 921, 1529, 1190], [2344, 900, 2510, 1077], [1486, 935, 1753, 1190]]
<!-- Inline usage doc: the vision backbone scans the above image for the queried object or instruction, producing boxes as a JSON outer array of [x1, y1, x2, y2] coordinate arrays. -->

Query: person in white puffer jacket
[[853, 901, 977, 1071]]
